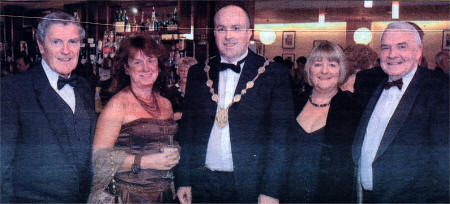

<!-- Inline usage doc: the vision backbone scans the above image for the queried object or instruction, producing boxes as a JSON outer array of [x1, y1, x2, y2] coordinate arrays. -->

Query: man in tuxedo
[[353, 21, 449, 203], [175, 4, 294, 203], [1, 12, 96, 203]]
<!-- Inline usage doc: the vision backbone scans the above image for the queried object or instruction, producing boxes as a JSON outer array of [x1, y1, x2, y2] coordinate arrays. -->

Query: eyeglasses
[[215, 25, 249, 33]]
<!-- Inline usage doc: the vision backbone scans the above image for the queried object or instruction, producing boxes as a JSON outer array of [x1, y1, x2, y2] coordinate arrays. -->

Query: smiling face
[[37, 23, 81, 77], [127, 50, 159, 89], [214, 5, 252, 62], [380, 29, 422, 80], [310, 57, 341, 92]]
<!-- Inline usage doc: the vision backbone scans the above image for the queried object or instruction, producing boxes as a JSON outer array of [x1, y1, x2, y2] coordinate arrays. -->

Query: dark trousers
[[191, 167, 238, 203], [362, 188, 376, 203]]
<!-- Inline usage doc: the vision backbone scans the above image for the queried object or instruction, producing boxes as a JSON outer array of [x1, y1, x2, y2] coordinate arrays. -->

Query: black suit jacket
[[284, 90, 362, 202], [353, 66, 386, 108], [174, 50, 295, 202], [353, 66, 449, 202], [1, 64, 97, 202]]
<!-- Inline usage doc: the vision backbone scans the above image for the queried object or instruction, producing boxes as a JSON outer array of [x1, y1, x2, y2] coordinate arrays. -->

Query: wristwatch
[[131, 154, 142, 174]]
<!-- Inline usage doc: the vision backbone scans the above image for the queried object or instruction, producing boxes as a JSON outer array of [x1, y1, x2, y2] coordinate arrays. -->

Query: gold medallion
[[204, 58, 271, 129], [215, 108, 229, 128]]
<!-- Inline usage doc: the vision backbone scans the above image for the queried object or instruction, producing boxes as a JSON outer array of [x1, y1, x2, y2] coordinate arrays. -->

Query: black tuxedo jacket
[[353, 66, 449, 202], [1, 64, 97, 202], [284, 90, 362, 202], [175, 50, 295, 202]]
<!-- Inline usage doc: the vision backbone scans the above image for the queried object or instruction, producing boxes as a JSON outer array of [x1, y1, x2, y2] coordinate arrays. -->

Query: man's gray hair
[[435, 51, 449, 67], [381, 21, 422, 47], [36, 11, 85, 44]]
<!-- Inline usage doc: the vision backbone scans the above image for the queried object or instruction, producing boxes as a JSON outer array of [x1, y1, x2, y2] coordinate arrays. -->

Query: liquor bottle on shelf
[[167, 7, 178, 31], [131, 16, 137, 32], [140, 10, 146, 32], [125, 12, 131, 32], [150, 6, 158, 31], [160, 15, 166, 31], [115, 9, 125, 33], [146, 18, 152, 32]]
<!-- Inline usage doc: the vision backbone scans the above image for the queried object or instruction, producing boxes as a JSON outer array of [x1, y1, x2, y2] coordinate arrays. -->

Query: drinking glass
[[161, 134, 176, 179]]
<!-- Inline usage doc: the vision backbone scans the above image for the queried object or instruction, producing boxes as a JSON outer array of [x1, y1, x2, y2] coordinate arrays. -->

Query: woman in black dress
[[284, 41, 362, 203]]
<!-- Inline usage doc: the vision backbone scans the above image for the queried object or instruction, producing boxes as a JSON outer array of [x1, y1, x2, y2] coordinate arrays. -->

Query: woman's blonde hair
[[304, 41, 347, 86]]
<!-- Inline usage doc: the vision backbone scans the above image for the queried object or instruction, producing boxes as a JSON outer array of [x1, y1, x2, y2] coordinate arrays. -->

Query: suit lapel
[[374, 68, 422, 160], [32, 66, 77, 170], [234, 50, 260, 98], [208, 56, 221, 95], [73, 75, 95, 141], [352, 76, 388, 164]]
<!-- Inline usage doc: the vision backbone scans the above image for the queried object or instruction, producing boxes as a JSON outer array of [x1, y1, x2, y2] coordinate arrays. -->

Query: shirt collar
[[220, 49, 248, 65], [41, 59, 71, 91], [401, 66, 417, 92], [388, 66, 417, 93]]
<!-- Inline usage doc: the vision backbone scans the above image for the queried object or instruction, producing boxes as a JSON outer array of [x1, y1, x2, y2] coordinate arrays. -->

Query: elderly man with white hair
[[353, 21, 449, 203]]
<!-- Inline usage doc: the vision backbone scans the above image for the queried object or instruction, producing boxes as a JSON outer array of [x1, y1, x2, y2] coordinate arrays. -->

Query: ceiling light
[[354, 27, 372, 45], [364, 1, 373, 8], [318, 12, 325, 26], [392, 1, 399, 19], [259, 30, 276, 45]]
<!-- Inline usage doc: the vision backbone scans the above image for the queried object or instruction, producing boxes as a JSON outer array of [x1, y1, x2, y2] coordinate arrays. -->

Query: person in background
[[341, 44, 378, 93], [419, 56, 428, 69], [14, 54, 32, 73], [434, 51, 449, 76], [177, 57, 198, 96], [167, 57, 197, 121], [291, 56, 311, 94], [296, 56, 307, 74], [176, 4, 294, 203], [1, 11, 96, 203], [273, 55, 283, 64], [284, 41, 362, 203], [353, 21, 448, 203], [282, 58, 294, 78], [89, 35, 180, 203]]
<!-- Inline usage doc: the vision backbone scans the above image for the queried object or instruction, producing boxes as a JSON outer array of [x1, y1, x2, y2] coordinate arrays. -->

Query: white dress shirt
[[205, 50, 248, 172], [41, 60, 76, 113], [360, 66, 417, 190]]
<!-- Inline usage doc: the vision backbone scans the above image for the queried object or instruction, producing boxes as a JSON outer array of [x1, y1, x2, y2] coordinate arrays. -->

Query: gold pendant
[[215, 108, 229, 128]]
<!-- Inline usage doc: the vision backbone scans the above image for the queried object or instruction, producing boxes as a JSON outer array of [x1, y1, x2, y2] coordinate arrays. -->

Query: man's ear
[[37, 40, 45, 55], [416, 44, 423, 64], [247, 29, 253, 42]]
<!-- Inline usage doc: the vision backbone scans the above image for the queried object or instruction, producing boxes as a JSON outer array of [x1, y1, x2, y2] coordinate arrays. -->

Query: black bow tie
[[57, 75, 78, 90], [219, 57, 247, 73], [384, 78, 403, 90]]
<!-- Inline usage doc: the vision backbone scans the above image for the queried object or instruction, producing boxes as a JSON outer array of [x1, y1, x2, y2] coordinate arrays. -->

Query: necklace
[[129, 87, 161, 117], [308, 94, 331, 108], [204, 58, 270, 128]]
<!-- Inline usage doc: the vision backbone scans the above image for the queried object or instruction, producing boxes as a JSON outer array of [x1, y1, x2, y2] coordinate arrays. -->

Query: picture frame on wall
[[313, 40, 327, 48], [443, 29, 450, 50], [256, 41, 265, 56], [282, 53, 295, 62], [282, 31, 295, 49]]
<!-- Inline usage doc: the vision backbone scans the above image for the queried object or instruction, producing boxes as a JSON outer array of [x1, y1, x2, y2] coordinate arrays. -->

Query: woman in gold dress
[[89, 35, 179, 203]]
